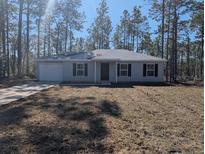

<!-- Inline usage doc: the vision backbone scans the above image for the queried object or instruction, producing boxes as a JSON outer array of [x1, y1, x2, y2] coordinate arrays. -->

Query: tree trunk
[[196, 44, 200, 78], [132, 33, 135, 51], [187, 35, 190, 78], [161, 0, 165, 58], [174, 21, 178, 82], [1, 0, 6, 77], [37, 16, 41, 58], [6, 0, 10, 78], [180, 51, 183, 80], [157, 40, 160, 56], [48, 22, 51, 56], [0, 0, 2, 77], [173, 2, 178, 82], [200, 28, 204, 80], [56, 24, 60, 55], [170, 20, 175, 83], [166, 0, 171, 82], [17, 0, 23, 78], [136, 29, 139, 52], [64, 21, 68, 53], [26, 0, 30, 75], [194, 45, 198, 78], [43, 24, 46, 56], [69, 25, 72, 52], [101, 28, 103, 49], [13, 47, 16, 76]]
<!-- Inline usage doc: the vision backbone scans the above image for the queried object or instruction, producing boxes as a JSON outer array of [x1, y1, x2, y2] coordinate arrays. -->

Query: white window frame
[[120, 63, 128, 76], [146, 63, 155, 76], [76, 63, 85, 76]]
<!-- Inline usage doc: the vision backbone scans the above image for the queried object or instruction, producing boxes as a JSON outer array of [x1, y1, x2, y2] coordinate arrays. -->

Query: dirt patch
[[170, 81, 204, 87], [0, 78, 35, 89], [0, 85, 203, 153]]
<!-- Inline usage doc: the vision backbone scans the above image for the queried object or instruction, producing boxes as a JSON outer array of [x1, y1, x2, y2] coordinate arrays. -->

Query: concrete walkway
[[0, 83, 54, 106]]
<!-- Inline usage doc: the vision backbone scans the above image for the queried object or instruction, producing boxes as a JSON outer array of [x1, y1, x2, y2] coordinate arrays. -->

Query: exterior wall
[[94, 61, 165, 82], [117, 61, 165, 82], [37, 60, 166, 82], [63, 61, 94, 82]]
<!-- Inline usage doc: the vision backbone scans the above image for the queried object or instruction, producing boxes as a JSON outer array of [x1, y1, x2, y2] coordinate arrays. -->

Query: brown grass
[[0, 85, 203, 153]]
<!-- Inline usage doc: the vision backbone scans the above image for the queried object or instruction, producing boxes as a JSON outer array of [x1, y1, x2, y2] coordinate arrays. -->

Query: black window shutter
[[128, 64, 131, 77], [84, 63, 88, 76], [73, 63, 76, 76], [155, 64, 158, 77], [117, 64, 120, 76], [143, 64, 146, 77]]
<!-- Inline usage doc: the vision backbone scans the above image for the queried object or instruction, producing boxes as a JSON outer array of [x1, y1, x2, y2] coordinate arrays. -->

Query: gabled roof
[[37, 49, 166, 62], [92, 49, 166, 62]]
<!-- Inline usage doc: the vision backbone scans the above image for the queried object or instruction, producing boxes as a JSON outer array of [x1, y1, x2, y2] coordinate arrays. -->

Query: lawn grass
[[0, 85, 203, 153]]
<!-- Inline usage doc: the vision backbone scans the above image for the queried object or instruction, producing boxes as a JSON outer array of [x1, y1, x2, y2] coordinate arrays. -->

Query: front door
[[101, 63, 109, 81]]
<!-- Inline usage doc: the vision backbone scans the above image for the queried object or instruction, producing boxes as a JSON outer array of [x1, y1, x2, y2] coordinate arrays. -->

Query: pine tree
[[120, 10, 130, 50], [61, 0, 84, 53], [140, 32, 153, 54], [113, 25, 123, 49], [34, 0, 47, 58], [113, 6, 148, 52], [26, 0, 30, 75], [190, 0, 204, 80], [17, 0, 24, 77], [88, 0, 112, 49], [131, 6, 148, 52]]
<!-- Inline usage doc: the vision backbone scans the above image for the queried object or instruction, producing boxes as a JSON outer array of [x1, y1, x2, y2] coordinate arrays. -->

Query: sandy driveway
[[0, 83, 54, 105]]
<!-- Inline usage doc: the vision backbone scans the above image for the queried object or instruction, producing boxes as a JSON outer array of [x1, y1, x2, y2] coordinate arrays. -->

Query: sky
[[76, 0, 158, 38]]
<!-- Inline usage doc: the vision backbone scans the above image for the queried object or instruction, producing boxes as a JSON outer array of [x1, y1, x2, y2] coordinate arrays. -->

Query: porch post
[[94, 61, 96, 83], [116, 61, 118, 83]]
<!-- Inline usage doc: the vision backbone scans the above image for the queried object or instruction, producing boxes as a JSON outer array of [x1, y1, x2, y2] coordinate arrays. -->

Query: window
[[120, 64, 128, 76], [146, 64, 155, 76], [117, 63, 131, 77], [76, 63, 85, 76], [73, 63, 88, 77]]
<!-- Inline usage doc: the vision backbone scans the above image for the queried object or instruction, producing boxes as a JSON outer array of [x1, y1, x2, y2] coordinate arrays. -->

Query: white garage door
[[39, 62, 63, 81]]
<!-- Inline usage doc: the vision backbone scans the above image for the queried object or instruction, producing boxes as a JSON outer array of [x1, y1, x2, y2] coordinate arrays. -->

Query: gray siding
[[76, 61, 165, 82], [63, 61, 94, 82], [117, 61, 165, 82], [38, 60, 165, 82]]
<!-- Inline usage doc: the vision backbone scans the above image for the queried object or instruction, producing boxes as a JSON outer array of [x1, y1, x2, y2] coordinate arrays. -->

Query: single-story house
[[36, 49, 167, 83]]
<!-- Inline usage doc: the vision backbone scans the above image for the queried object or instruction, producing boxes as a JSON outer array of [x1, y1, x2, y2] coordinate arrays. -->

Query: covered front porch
[[93, 60, 119, 83]]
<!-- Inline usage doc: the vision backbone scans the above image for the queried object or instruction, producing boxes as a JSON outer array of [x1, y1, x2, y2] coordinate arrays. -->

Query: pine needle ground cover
[[0, 85, 203, 153]]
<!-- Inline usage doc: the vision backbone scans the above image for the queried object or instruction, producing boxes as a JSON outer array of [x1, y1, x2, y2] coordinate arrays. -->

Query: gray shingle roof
[[37, 49, 167, 62], [91, 49, 166, 62]]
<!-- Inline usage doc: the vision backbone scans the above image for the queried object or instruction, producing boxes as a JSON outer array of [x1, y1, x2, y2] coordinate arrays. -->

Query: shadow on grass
[[0, 95, 121, 153], [61, 82, 172, 88], [64, 81, 203, 88], [0, 106, 27, 126]]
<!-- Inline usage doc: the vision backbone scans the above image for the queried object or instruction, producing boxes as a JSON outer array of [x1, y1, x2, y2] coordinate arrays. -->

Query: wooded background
[[0, 0, 203, 82]]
